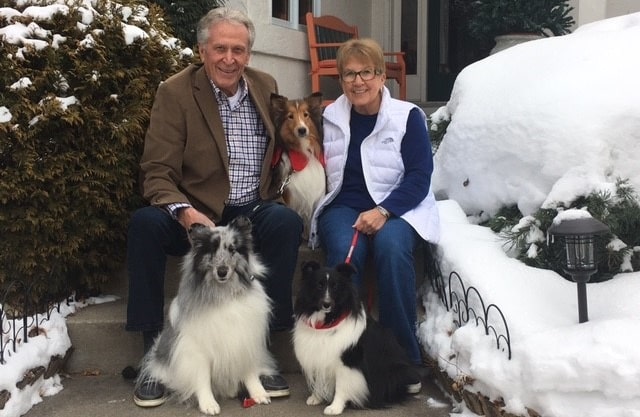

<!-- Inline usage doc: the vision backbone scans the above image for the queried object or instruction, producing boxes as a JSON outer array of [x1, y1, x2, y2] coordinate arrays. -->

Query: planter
[[490, 33, 543, 55]]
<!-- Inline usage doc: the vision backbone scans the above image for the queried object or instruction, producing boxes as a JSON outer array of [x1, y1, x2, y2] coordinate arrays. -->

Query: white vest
[[309, 87, 440, 248]]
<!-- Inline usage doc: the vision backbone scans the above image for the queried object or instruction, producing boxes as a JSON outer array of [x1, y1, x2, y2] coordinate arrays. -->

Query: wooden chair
[[305, 12, 406, 105]]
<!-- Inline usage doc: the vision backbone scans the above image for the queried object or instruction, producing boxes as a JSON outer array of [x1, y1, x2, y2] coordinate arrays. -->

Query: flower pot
[[490, 33, 543, 55]]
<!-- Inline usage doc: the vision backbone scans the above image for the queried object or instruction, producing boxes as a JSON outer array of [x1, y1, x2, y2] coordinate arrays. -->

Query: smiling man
[[126, 7, 302, 408]]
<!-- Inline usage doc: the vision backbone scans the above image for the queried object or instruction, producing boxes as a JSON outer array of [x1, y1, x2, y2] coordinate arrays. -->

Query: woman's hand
[[354, 208, 388, 235]]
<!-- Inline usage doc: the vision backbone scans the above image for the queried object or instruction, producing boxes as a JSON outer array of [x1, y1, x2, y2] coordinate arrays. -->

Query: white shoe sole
[[133, 393, 168, 407], [407, 382, 422, 394]]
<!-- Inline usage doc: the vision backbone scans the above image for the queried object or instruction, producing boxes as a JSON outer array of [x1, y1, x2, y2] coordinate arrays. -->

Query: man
[[126, 7, 302, 407]]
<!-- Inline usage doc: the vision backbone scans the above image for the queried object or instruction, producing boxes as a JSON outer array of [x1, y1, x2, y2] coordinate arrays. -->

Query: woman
[[309, 38, 440, 385]]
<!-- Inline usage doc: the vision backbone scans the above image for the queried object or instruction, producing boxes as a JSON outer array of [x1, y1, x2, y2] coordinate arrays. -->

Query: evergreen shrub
[[484, 179, 640, 282], [0, 0, 194, 299], [151, 0, 224, 49], [469, 0, 575, 42]]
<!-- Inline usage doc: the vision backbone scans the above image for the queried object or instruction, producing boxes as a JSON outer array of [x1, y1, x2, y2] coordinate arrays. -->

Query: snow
[[421, 11, 640, 417], [0, 296, 117, 417], [2, 2, 640, 417], [432, 13, 640, 219]]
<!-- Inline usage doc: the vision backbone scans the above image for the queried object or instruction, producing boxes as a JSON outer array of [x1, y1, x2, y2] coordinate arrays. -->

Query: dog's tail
[[361, 321, 420, 407]]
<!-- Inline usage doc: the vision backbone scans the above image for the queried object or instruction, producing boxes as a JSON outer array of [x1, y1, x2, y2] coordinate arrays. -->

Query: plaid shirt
[[166, 77, 268, 218], [213, 78, 267, 206]]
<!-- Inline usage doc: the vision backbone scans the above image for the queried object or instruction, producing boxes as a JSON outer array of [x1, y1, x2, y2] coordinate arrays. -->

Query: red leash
[[344, 230, 374, 312], [345, 230, 359, 264]]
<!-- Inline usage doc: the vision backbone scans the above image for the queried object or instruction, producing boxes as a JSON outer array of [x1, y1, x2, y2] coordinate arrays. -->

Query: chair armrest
[[309, 42, 346, 48]]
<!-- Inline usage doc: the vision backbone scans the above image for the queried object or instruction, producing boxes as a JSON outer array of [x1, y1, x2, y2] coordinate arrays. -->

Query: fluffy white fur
[[293, 309, 369, 415], [279, 151, 325, 228], [137, 218, 276, 415]]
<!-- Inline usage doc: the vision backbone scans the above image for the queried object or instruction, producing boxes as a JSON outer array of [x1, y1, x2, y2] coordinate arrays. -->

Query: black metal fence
[[424, 243, 512, 359], [0, 278, 72, 365]]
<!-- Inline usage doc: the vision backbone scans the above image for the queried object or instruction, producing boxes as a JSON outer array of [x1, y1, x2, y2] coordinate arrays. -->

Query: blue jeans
[[317, 205, 422, 365], [126, 201, 303, 334]]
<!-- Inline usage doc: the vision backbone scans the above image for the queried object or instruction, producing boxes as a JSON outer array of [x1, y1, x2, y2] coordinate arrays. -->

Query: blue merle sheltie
[[136, 217, 276, 415]]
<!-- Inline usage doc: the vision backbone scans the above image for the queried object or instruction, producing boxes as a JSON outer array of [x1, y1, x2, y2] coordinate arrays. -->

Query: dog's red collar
[[271, 148, 326, 171], [307, 311, 350, 330]]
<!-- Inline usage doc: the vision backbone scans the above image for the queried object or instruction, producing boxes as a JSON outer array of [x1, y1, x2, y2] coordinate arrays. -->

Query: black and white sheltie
[[136, 217, 276, 415], [293, 261, 419, 415]]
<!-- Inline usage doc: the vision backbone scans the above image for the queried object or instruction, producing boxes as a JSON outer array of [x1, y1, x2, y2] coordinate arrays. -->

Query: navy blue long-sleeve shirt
[[330, 107, 433, 217]]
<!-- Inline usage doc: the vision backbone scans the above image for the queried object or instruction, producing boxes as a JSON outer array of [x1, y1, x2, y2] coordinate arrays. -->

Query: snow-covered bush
[[433, 13, 640, 279], [0, 0, 193, 296]]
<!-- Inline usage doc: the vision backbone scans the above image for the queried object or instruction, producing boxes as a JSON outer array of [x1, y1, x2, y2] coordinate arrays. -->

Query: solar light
[[548, 216, 609, 323]]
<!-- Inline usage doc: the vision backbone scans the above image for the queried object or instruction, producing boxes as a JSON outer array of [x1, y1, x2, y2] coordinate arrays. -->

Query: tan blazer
[[139, 63, 278, 221]]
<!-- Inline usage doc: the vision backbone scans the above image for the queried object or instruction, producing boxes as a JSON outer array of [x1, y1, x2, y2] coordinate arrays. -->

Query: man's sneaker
[[133, 378, 167, 407], [406, 380, 422, 394], [260, 374, 290, 398]]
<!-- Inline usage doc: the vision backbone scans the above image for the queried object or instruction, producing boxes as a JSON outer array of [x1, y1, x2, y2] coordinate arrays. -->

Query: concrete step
[[63, 243, 428, 376], [64, 296, 303, 375], [64, 247, 326, 375], [26, 372, 453, 417]]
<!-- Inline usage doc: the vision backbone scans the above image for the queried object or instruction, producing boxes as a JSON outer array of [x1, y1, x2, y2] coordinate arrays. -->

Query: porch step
[[64, 246, 325, 375]]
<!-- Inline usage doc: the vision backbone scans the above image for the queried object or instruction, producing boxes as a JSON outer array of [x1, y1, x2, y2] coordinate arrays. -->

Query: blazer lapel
[[192, 66, 229, 172]]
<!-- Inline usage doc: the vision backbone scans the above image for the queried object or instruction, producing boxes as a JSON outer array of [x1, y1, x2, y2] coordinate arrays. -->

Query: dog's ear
[[269, 93, 288, 119], [335, 263, 357, 278], [187, 223, 211, 248], [188, 223, 207, 237], [229, 216, 252, 235], [306, 92, 324, 138], [302, 261, 321, 276], [306, 92, 323, 106]]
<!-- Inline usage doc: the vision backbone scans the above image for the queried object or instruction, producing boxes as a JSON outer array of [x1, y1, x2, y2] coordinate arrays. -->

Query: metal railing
[[1, 278, 72, 365], [423, 243, 512, 359]]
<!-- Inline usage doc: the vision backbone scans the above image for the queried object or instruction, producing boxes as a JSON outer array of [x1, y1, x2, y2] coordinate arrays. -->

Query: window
[[272, 0, 317, 27]]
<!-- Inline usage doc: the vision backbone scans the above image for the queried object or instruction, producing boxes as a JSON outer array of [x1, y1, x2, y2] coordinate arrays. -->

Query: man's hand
[[177, 207, 215, 230]]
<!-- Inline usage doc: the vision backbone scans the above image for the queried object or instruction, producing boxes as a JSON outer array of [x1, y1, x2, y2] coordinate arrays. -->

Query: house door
[[400, 0, 425, 102], [401, 0, 493, 103]]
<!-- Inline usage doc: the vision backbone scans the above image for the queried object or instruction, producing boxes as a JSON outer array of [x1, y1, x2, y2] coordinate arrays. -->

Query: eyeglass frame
[[340, 68, 382, 83]]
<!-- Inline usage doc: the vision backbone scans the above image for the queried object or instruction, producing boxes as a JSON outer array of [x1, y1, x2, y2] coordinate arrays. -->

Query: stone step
[[64, 247, 326, 375], [64, 244, 427, 376], [64, 296, 302, 375]]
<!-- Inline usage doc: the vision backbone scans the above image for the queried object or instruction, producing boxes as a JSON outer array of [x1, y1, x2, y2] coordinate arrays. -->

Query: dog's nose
[[322, 301, 332, 310], [217, 266, 228, 277], [296, 126, 308, 137]]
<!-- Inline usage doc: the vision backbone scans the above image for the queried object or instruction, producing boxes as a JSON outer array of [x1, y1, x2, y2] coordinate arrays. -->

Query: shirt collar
[[210, 76, 248, 107]]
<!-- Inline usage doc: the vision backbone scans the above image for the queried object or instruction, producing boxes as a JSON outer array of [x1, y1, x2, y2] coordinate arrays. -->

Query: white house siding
[[225, 0, 389, 99], [228, 0, 640, 100], [570, 0, 640, 26]]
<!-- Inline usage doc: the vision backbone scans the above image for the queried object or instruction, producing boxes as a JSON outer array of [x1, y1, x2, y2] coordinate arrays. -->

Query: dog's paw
[[306, 393, 323, 406], [197, 398, 221, 415], [252, 392, 271, 405], [323, 402, 345, 415]]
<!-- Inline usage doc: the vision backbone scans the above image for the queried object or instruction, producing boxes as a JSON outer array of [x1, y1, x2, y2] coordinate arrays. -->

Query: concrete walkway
[[25, 371, 454, 417]]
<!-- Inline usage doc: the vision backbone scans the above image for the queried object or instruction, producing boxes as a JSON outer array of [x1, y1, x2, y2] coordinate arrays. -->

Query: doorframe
[[395, 0, 428, 103]]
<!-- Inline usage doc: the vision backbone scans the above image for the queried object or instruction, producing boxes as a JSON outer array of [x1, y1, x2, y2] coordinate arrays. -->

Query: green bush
[[151, 0, 224, 49], [468, 0, 575, 41], [484, 179, 640, 282], [0, 0, 194, 297]]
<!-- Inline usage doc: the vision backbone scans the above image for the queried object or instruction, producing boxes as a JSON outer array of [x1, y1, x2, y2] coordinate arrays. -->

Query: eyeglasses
[[341, 68, 379, 82]]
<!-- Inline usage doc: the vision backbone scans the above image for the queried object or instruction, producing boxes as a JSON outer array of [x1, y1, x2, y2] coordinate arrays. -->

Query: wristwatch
[[375, 205, 390, 219]]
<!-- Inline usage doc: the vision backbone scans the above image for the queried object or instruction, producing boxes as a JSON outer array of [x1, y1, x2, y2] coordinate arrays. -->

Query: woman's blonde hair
[[336, 38, 385, 76]]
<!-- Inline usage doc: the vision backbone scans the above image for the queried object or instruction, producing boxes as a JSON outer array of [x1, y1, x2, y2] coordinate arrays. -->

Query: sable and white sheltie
[[270, 92, 325, 238], [136, 217, 276, 416], [293, 261, 419, 415]]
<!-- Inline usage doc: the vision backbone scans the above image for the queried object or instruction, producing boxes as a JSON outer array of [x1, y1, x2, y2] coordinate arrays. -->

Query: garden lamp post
[[548, 217, 609, 323]]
